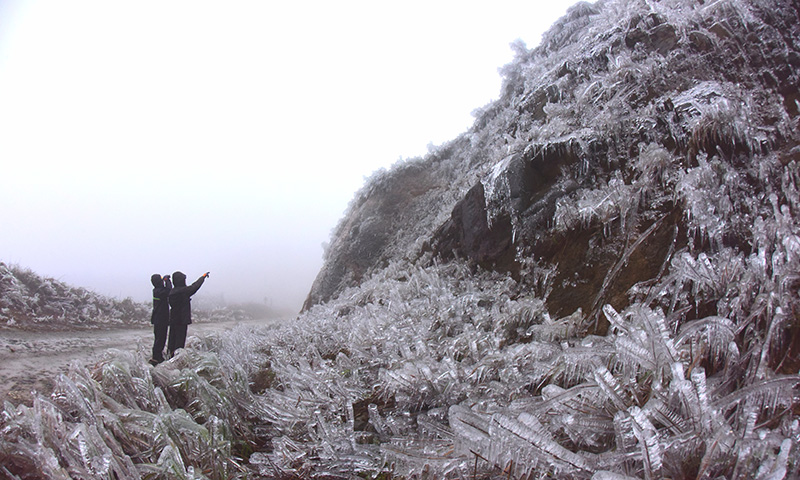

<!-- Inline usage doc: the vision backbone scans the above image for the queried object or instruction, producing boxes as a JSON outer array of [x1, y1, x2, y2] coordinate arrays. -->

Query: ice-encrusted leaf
[[594, 364, 629, 411], [676, 316, 736, 365], [628, 406, 662, 480], [490, 411, 592, 474], [714, 376, 800, 411]]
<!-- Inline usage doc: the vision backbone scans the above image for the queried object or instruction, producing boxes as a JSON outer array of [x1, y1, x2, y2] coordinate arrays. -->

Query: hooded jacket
[[150, 274, 172, 325], [168, 271, 206, 326]]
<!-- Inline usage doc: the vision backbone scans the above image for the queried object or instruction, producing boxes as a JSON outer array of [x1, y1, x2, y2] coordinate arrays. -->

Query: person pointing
[[167, 271, 209, 358]]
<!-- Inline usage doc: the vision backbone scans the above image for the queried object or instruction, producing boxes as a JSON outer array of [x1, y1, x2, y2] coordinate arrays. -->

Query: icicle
[[594, 364, 629, 411], [603, 304, 628, 334], [690, 367, 712, 433], [628, 406, 663, 480], [345, 401, 356, 450], [613, 410, 637, 456], [368, 404, 388, 440], [671, 361, 705, 433]]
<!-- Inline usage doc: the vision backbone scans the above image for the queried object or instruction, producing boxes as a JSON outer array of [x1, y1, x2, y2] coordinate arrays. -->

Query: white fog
[[0, 0, 577, 311]]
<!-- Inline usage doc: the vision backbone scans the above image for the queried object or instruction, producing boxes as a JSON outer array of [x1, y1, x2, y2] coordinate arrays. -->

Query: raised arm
[[187, 272, 209, 296]]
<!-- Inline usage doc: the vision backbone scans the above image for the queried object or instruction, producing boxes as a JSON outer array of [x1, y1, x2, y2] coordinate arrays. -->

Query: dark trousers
[[152, 323, 169, 362], [168, 324, 188, 357]]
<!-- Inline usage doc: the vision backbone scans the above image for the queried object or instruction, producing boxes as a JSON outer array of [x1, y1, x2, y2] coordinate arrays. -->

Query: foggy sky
[[0, 0, 579, 312]]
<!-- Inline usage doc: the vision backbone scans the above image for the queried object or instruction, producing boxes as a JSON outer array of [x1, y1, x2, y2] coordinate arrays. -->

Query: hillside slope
[[306, 0, 800, 325], [296, 0, 800, 476]]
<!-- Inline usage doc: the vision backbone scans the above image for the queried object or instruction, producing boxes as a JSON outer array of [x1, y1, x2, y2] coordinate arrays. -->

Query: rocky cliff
[[290, 3, 800, 474], [306, 0, 800, 330]]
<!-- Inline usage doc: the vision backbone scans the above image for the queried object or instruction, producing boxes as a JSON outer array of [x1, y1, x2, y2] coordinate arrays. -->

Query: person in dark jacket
[[149, 273, 172, 365], [167, 270, 209, 358]]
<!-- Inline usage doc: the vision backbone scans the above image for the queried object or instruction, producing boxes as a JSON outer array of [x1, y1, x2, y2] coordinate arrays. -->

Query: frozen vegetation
[[3, 0, 800, 478], [0, 263, 148, 329]]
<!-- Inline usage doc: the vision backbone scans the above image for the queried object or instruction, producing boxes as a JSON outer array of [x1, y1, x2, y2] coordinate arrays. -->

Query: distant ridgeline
[[0, 262, 148, 328], [0, 263, 265, 329]]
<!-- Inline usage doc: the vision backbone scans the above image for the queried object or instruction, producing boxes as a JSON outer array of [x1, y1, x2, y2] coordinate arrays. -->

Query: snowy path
[[0, 317, 283, 407]]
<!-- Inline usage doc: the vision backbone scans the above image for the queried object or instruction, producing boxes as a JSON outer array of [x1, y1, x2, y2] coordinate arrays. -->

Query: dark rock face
[[304, 0, 800, 326], [625, 13, 679, 55], [431, 182, 516, 271]]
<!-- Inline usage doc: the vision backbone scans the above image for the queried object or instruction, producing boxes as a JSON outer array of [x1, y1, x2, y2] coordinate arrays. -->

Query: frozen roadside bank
[[0, 316, 287, 406]]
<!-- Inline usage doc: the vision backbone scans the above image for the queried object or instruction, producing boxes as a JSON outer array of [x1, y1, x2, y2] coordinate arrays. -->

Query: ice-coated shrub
[[0, 337, 274, 479]]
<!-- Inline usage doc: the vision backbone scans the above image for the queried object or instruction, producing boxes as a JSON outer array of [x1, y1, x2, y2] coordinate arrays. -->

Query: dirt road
[[0, 317, 284, 407]]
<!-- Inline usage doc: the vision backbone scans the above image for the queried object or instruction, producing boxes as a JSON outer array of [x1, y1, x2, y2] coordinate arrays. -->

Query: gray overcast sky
[[0, 0, 579, 311]]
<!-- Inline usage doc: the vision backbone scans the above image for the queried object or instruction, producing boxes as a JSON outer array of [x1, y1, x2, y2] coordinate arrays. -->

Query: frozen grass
[[2, 243, 798, 478]]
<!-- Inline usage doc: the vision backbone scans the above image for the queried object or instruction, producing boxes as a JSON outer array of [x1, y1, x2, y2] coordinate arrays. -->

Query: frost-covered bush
[[254, 254, 800, 479], [0, 334, 274, 480]]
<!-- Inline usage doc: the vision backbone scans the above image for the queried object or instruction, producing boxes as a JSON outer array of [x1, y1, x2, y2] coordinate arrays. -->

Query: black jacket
[[150, 274, 172, 325], [168, 272, 205, 326]]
